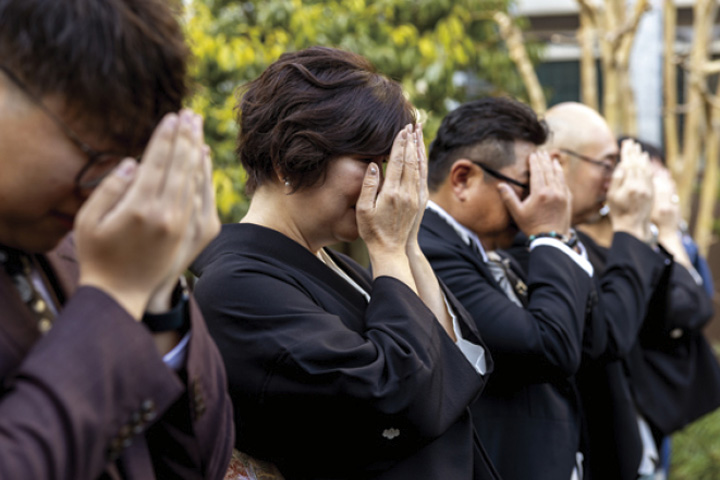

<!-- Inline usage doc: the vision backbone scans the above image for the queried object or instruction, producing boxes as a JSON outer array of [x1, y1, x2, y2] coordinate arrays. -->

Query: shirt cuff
[[444, 293, 487, 375], [162, 331, 191, 371], [530, 237, 594, 277]]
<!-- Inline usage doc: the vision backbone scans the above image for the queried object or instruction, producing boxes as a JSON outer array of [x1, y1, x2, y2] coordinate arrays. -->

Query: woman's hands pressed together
[[357, 123, 456, 339], [356, 124, 422, 257]]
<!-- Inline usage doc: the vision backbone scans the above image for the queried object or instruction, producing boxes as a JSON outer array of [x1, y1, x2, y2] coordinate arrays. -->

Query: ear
[[272, 164, 287, 185], [449, 159, 480, 201]]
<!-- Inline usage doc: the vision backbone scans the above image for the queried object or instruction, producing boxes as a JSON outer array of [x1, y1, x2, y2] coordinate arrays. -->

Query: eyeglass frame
[[0, 64, 135, 190], [559, 148, 619, 176], [469, 160, 530, 192]]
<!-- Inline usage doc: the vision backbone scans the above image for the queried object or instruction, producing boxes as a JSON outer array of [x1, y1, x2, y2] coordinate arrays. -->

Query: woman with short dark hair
[[193, 46, 499, 479]]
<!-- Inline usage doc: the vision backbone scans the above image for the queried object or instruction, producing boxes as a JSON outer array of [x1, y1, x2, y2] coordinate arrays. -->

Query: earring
[[283, 177, 290, 187]]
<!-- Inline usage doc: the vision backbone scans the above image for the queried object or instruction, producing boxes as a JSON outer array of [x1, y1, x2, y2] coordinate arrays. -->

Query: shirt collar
[[426, 200, 489, 263]]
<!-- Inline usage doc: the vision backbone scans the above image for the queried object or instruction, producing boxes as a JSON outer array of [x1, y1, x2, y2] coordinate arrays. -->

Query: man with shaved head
[[506, 102, 713, 480]]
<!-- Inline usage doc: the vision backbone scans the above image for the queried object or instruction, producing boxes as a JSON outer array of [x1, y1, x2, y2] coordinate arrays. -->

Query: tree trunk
[[695, 79, 720, 257], [494, 12, 547, 114], [663, 0, 679, 172], [578, 4, 599, 111], [677, 0, 715, 219]]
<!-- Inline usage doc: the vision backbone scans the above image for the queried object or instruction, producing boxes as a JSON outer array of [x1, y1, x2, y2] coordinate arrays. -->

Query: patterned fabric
[[486, 251, 527, 307], [224, 449, 284, 480]]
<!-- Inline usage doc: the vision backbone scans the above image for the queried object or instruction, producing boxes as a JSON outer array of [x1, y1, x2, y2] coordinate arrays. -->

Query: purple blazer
[[0, 236, 234, 479]]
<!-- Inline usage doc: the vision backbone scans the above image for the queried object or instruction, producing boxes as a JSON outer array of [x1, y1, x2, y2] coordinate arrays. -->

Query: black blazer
[[509, 231, 674, 480], [192, 223, 500, 480], [582, 233, 720, 438], [418, 209, 593, 480]]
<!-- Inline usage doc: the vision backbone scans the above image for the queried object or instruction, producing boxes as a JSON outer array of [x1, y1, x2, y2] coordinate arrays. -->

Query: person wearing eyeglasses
[[504, 102, 681, 480], [417, 97, 595, 480], [575, 135, 720, 480], [0, 1, 233, 478]]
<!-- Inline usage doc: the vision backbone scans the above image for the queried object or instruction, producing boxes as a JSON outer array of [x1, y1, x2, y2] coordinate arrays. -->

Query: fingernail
[[115, 158, 137, 179], [369, 163, 378, 175], [165, 114, 178, 129], [181, 110, 193, 126]]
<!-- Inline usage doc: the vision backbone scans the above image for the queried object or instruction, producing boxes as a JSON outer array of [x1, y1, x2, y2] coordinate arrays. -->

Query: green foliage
[[185, 0, 540, 221], [671, 407, 720, 479]]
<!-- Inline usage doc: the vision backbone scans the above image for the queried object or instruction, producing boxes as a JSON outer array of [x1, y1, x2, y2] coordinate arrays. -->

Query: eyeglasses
[[560, 149, 619, 176], [470, 161, 529, 192], [0, 65, 133, 191]]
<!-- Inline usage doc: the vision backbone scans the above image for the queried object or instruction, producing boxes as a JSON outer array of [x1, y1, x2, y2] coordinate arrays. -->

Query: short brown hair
[[0, 0, 190, 152], [237, 46, 416, 194]]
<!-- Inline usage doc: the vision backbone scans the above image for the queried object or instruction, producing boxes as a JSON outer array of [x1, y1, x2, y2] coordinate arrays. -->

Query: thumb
[[356, 162, 380, 214], [76, 158, 137, 228], [497, 182, 522, 218]]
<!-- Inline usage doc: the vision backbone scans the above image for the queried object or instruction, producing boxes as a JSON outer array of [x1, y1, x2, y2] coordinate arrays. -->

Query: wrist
[[78, 275, 148, 321], [147, 280, 175, 313], [612, 219, 652, 243], [142, 279, 189, 333], [526, 230, 578, 249]]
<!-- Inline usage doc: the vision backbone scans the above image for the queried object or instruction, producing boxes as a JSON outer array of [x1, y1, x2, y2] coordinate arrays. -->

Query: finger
[[620, 139, 634, 166], [498, 183, 524, 219], [416, 126, 428, 200], [161, 111, 203, 210], [403, 124, 419, 186], [199, 145, 221, 240], [77, 159, 138, 227], [356, 162, 381, 214], [609, 160, 627, 192], [125, 113, 179, 201], [528, 152, 548, 191], [384, 125, 410, 190], [199, 146, 216, 218], [551, 157, 567, 193], [537, 150, 560, 190], [416, 123, 426, 164]]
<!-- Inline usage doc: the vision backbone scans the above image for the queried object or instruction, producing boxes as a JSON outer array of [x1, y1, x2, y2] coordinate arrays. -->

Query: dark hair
[[0, 0, 190, 152], [617, 135, 665, 165], [427, 97, 547, 191], [237, 46, 416, 194]]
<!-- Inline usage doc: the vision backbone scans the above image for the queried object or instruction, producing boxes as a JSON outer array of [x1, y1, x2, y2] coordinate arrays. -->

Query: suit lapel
[[45, 233, 79, 300], [0, 269, 41, 377], [421, 209, 505, 293]]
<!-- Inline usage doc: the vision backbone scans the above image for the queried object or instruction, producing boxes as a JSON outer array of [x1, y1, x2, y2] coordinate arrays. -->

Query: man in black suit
[[538, 103, 720, 480], [418, 97, 594, 480]]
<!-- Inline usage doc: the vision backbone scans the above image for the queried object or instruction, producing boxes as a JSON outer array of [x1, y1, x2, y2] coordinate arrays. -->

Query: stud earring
[[283, 177, 290, 187]]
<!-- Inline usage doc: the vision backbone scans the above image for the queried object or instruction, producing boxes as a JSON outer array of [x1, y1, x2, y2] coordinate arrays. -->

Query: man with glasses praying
[[418, 97, 594, 480], [0, 1, 233, 478], [506, 102, 680, 480]]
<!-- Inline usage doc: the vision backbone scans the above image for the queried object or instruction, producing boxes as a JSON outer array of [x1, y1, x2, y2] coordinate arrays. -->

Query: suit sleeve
[[145, 296, 235, 480], [194, 262, 484, 474], [422, 236, 591, 381], [0, 287, 186, 480], [583, 233, 672, 361]]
